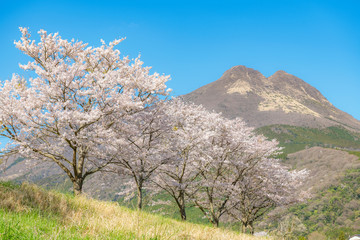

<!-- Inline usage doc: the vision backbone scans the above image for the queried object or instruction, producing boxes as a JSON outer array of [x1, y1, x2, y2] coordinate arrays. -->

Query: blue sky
[[1, 0, 360, 119]]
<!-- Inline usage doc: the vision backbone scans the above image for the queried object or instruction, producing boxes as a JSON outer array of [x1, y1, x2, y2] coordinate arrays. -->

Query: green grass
[[118, 191, 210, 226], [0, 182, 86, 240], [0, 182, 270, 240], [0, 210, 88, 240]]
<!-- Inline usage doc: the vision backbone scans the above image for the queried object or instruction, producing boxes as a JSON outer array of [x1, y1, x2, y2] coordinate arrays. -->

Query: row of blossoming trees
[[0, 28, 308, 234]]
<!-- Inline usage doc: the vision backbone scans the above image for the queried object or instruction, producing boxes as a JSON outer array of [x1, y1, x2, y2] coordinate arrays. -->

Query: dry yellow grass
[[0, 182, 273, 240]]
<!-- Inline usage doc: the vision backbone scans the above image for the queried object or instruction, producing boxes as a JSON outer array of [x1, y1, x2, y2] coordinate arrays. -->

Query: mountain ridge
[[182, 65, 360, 130]]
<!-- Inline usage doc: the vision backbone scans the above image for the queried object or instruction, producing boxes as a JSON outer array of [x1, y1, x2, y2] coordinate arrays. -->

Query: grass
[[0, 182, 272, 240], [348, 151, 360, 160], [118, 191, 211, 226]]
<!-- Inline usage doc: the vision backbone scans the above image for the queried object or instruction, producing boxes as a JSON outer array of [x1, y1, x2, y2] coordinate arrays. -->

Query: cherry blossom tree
[[151, 99, 221, 220], [187, 117, 259, 227], [226, 158, 308, 234], [109, 101, 173, 210], [0, 28, 170, 195], [185, 115, 308, 230]]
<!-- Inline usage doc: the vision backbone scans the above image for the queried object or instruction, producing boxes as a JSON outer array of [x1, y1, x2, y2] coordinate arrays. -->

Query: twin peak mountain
[[182, 65, 360, 130]]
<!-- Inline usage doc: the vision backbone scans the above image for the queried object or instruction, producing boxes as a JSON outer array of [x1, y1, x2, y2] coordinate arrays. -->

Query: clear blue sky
[[1, 0, 360, 119]]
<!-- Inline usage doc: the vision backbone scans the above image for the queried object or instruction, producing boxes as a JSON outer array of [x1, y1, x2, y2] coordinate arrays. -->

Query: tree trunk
[[249, 222, 254, 235], [241, 223, 246, 233], [179, 205, 187, 221], [241, 221, 249, 234], [73, 178, 84, 196], [212, 217, 219, 227], [178, 192, 187, 221], [241, 221, 254, 235], [137, 185, 143, 210], [73, 147, 85, 196]]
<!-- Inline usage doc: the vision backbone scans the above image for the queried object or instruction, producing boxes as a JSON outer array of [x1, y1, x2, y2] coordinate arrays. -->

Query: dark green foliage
[[325, 228, 352, 240], [288, 167, 360, 239], [256, 125, 360, 156], [255, 125, 360, 239]]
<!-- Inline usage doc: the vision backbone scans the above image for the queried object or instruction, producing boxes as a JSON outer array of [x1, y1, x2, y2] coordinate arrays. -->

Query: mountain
[[182, 65, 360, 130], [182, 65, 360, 237]]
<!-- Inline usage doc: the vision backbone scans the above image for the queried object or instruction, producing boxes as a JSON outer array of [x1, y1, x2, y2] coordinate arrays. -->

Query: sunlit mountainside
[[183, 65, 360, 130]]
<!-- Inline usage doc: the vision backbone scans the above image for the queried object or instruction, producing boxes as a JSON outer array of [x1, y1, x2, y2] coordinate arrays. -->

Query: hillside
[[285, 147, 360, 192], [182, 65, 360, 130], [0, 182, 270, 240], [261, 162, 360, 240], [251, 148, 360, 239], [255, 125, 360, 238], [289, 166, 360, 238], [256, 125, 360, 156]]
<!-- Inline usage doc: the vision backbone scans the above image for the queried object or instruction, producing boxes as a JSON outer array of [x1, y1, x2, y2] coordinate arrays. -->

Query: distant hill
[[182, 65, 360, 130]]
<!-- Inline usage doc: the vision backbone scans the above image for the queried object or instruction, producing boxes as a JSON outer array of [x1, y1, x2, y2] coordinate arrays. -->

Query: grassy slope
[[0, 182, 270, 240], [5, 125, 360, 239]]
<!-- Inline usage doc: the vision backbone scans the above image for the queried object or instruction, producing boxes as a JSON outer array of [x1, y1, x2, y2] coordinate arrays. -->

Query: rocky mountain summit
[[183, 65, 360, 130]]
